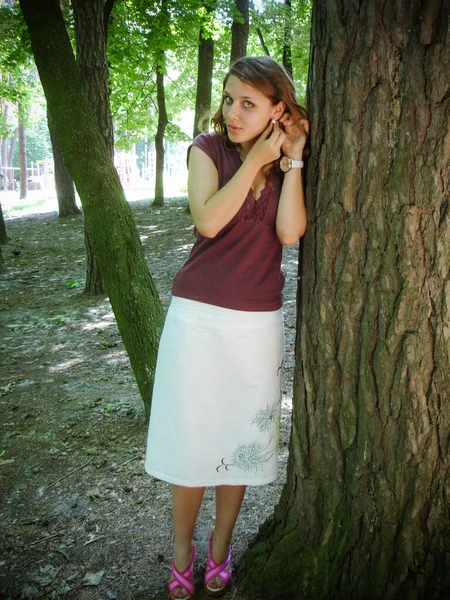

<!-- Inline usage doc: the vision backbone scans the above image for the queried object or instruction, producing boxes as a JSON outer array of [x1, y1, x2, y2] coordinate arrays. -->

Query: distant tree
[[230, 0, 249, 63], [18, 102, 27, 199], [19, 0, 164, 419], [48, 112, 80, 218], [193, 1, 215, 139], [281, 0, 292, 77], [239, 1, 450, 598]]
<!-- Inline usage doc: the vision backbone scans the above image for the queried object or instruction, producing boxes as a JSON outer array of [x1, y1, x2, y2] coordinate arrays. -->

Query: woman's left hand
[[278, 112, 309, 159]]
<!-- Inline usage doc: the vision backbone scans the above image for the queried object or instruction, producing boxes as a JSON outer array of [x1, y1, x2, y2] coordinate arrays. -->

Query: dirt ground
[[0, 196, 300, 600]]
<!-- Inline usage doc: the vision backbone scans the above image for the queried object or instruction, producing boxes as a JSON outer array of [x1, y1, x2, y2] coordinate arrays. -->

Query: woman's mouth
[[227, 124, 241, 133]]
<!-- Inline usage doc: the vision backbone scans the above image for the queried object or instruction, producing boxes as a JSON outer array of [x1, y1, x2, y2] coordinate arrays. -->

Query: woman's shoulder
[[190, 132, 237, 167]]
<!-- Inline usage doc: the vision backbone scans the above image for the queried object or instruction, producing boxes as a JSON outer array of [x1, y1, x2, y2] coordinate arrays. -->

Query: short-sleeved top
[[172, 132, 285, 311]]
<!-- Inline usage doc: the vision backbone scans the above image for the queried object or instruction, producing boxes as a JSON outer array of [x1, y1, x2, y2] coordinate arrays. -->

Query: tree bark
[[230, 0, 249, 63], [193, 2, 215, 139], [239, 1, 450, 599], [48, 111, 80, 218], [153, 60, 168, 207], [72, 0, 115, 295], [19, 0, 164, 420], [18, 103, 27, 200]]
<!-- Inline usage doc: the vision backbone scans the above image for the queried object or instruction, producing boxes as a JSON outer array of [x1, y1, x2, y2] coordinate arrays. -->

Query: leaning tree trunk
[[72, 0, 115, 295], [153, 59, 168, 207], [230, 0, 249, 64], [48, 111, 80, 218], [19, 0, 164, 420], [239, 1, 450, 599], [18, 104, 27, 200], [192, 1, 215, 139]]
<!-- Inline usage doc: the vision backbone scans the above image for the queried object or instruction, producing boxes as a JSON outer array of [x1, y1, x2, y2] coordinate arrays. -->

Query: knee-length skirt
[[145, 296, 284, 487]]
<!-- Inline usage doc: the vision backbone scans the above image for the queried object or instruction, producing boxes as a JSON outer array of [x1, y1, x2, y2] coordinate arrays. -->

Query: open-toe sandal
[[204, 534, 231, 597], [168, 545, 196, 600]]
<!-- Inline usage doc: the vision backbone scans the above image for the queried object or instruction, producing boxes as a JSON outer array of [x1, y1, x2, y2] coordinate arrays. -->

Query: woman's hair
[[211, 56, 307, 148]]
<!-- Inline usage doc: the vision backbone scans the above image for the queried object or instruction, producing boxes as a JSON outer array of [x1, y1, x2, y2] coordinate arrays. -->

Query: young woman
[[145, 56, 309, 600]]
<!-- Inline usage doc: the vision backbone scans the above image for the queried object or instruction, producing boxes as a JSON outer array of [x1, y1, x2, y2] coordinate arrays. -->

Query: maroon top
[[172, 132, 285, 311]]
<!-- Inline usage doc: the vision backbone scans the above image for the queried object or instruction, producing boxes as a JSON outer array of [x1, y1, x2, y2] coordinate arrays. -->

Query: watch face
[[279, 156, 290, 172]]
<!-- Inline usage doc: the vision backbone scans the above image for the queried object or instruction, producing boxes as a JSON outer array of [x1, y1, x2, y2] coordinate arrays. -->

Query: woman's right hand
[[246, 121, 286, 168]]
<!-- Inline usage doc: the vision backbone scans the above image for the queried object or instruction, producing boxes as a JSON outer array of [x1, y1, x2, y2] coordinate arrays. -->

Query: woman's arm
[[188, 123, 285, 238], [275, 116, 309, 246]]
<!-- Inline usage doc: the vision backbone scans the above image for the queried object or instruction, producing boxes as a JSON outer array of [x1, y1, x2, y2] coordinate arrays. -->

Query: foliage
[[249, 0, 312, 104]]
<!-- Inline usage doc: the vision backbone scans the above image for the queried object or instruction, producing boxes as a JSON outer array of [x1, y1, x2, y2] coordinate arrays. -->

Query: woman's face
[[222, 75, 284, 146]]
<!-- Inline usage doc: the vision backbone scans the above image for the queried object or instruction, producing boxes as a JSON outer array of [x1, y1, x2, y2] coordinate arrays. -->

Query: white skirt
[[145, 296, 284, 487]]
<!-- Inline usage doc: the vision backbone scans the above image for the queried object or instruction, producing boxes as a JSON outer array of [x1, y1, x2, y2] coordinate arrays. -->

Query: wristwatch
[[279, 156, 304, 172]]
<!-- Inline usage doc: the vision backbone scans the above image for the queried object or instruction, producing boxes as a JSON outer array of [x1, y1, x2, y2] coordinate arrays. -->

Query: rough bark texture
[[48, 111, 80, 218], [153, 63, 168, 207], [239, 1, 450, 599], [230, 0, 249, 63], [72, 0, 114, 295], [193, 3, 215, 139], [19, 0, 164, 420], [18, 104, 27, 200]]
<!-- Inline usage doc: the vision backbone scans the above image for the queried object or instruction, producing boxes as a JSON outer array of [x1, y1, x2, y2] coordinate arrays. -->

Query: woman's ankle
[[173, 539, 194, 571]]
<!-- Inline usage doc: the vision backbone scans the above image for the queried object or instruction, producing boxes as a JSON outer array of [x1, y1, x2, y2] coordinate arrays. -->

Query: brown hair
[[211, 56, 307, 150]]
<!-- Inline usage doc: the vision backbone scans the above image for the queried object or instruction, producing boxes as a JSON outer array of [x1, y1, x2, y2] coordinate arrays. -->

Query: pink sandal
[[168, 545, 196, 600], [204, 534, 232, 597]]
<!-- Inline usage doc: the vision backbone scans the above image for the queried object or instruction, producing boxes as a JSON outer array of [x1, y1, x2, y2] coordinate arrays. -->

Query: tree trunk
[[230, 0, 249, 64], [7, 128, 18, 189], [282, 0, 293, 78], [192, 3, 215, 139], [153, 60, 167, 207], [239, 1, 450, 599], [1, 103, 9, 191], [18, 104, 27, 200], [19, 0, 164, 420], [48, 111, 80, 218], [72, 0, 115, 295]]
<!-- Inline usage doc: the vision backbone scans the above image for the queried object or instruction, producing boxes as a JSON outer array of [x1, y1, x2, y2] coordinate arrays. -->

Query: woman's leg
[[208, 485, 246, 590], [170, 484, 205, 598]]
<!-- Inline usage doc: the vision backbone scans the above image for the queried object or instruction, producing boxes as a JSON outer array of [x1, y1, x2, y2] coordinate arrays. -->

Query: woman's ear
[[272, 101, 286, 119]]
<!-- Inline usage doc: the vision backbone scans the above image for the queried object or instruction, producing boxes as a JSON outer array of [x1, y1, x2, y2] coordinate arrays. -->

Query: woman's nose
[[227, 104, 239, 121]]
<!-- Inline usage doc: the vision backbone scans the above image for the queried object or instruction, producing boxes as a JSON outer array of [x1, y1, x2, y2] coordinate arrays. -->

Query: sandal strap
[[169, 546, 196, 597], [204, 536, 232, 587]]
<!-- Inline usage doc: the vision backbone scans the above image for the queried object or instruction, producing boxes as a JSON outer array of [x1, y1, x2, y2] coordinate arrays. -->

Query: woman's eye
[[224, 96, 233, 105], [244, 101, 254, 108]]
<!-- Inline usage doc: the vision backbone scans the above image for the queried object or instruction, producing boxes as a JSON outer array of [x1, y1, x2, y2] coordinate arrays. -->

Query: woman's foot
[[204, 533, 232, 596], [168, 543, 196, 600]]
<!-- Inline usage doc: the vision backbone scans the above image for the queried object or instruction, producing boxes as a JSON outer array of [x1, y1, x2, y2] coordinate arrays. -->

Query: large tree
[[19, 0, 164, 420], [239, 1, 450, 599], [72, 0, 116, 295]]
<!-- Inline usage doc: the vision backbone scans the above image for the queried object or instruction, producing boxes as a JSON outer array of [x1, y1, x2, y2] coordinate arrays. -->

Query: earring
[[271, 119, 276, 124]]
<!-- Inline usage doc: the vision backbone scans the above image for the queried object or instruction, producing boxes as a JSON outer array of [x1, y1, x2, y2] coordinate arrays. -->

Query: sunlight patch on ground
[[80, 320, 115, 331], [50, 358, 85, 372]]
